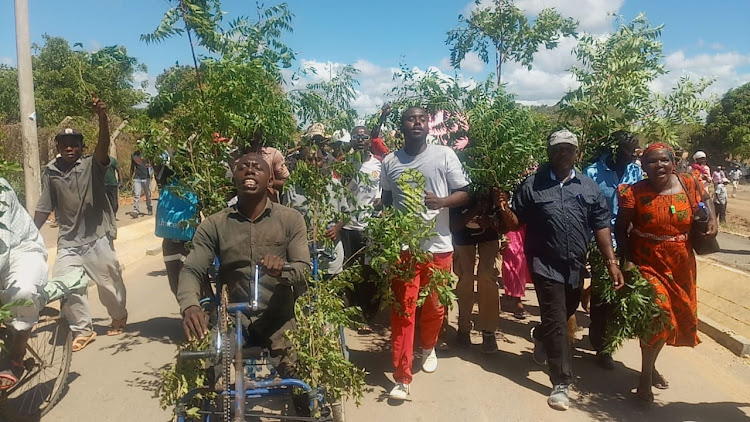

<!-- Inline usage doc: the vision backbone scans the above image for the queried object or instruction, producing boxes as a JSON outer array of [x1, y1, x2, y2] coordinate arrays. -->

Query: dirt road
[[40, 254, 750, 422]]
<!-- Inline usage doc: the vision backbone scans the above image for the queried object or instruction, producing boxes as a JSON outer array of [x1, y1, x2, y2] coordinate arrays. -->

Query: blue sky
[[1, 0, 749, 115]]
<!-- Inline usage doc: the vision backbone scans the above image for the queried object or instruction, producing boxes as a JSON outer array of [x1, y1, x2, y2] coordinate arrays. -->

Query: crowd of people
[[0, 99, 727, 414]]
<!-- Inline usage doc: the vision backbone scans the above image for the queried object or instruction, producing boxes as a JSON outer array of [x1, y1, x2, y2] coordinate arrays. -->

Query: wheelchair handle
[[178, 349, 216, 361]]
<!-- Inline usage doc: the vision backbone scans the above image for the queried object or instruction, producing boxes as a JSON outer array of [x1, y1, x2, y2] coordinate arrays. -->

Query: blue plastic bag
[[155, 183, 199, 241]]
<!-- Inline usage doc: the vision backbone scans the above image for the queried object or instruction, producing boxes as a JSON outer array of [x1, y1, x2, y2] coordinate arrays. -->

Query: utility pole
[[14, 0, 41, 210]]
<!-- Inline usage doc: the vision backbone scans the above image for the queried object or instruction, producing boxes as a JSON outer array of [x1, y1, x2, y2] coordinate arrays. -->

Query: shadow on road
[[718, 248, 750, 255], [94, 316, 183, 355]]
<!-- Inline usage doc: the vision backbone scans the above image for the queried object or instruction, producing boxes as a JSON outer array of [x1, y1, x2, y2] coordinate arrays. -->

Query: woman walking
[[615, 143, 718, 402]]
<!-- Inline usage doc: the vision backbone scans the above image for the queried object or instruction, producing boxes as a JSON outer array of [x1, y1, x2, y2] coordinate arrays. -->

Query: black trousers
[[532, 274, 581, 386], [588, 288, 613, 354], [105, 185, 119, 215], [341, 229, 380, 321]]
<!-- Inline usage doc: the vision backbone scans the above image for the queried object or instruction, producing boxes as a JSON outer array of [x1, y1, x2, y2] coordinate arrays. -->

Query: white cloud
[[439, 51, 485, 74], [711, 42, 725, 51], [0, 56, 14, 66], [652, 50, 750, 101], [133, 71, 157, 97], [284, 59, 479, 118], [468, 0, 621, 34]]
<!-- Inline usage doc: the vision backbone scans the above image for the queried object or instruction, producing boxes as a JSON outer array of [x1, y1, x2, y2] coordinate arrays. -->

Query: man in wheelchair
[[177, 151, 310, 379], [0, 179, 48, 390]]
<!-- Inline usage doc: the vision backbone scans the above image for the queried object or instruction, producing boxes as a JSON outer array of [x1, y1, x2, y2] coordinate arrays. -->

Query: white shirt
[[381, 144, 470, 253], [344, 155, 382, 231], [0, 178, 47, 283]]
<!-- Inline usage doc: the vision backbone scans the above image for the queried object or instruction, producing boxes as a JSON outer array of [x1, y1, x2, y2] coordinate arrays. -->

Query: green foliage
[[30, 35, 146, 125], [700, 82, 750, 160], [0, 65, 19, 123], [463, 89, 548, 192], [0, 300, 33, 350], [446, 0, 577, 83], [387, 64, 497, 146], [590, 248, 670, 354], [140, 0, 298, 216], [289, 65, 360, 131], [288, 269, 366, 404], [365, 168, 457, 311], [156, 336, 214, 417], [559, 14, 712, 161]]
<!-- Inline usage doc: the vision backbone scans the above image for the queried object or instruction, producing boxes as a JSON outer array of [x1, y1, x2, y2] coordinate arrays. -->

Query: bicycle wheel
[[4, 308, 72, 419]]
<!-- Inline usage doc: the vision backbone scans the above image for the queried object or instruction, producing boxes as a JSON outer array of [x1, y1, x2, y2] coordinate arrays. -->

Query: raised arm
[[92, 98, 110, 166], [370, 103, 392, 139]]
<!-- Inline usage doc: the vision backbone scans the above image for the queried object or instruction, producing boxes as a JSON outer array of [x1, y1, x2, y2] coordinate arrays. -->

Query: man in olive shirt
[[34, 99, 128, 351], [104, 156, 123, 215], [178, 152, 310, 377]]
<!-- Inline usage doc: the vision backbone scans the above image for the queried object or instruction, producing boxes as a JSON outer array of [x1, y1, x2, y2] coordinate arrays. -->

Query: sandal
[[107, 317, 127, 336], [652, 370, 669, 390], [0, 358, 25, 391], [72, 332, 97, 352]]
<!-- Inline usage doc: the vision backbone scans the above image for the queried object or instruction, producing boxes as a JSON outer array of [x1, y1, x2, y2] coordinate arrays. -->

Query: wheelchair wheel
[[2, 308, 72, 420]]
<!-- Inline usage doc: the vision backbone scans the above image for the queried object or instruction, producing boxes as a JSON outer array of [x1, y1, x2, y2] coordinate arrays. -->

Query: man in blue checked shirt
[[584, 131, 643, 370]]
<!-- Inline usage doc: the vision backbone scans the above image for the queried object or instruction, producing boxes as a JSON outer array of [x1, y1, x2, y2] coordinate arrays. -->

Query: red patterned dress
[[618, 174, 703, 347]]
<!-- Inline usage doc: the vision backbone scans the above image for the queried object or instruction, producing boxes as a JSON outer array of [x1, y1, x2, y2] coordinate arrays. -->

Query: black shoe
[[455, 330, 471, 348], [596, 352, 615, 370], [147, 210, 153, 216], [481, 331, 498, 354]]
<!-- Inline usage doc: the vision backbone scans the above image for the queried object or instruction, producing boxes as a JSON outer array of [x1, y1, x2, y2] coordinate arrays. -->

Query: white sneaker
[[421, 348, 438, 373], [388, 382, 410, 400]]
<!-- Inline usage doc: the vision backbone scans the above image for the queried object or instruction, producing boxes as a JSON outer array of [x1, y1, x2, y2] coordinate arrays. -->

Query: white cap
[[693, 151, 707, 160], [548, 129, 579, 147]]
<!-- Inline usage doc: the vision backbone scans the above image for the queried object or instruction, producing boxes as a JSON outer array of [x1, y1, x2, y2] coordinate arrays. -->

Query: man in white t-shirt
[[381, 107, 470, 400], [341, 126, 382, 332]]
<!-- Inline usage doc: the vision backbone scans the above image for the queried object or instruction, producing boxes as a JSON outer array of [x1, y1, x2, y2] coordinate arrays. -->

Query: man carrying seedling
[[381, 106, 471, 400], [34, 98, 128, 351], [583, 131, 643, 370]]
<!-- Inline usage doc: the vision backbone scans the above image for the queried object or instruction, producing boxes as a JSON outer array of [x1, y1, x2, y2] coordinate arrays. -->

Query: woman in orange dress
[[615, 143, 718, 402]]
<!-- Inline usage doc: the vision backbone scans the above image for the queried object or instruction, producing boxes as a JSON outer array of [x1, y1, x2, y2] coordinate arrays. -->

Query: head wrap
[[643, 142, 675, 161]]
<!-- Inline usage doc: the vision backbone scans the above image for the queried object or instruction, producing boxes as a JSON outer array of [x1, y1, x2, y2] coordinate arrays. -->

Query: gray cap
[[548, 129, 578, 147]]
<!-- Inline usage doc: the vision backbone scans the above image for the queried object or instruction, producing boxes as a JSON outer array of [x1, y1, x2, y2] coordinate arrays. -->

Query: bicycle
[[0, 268, 89, 420], [175, 263, 336, 422]]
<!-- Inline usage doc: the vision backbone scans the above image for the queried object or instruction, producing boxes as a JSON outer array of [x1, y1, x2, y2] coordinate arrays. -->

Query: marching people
[[450, 195, 502, 353], [583, 131, 643, 370], [714, 178, 729, 224], [33, 99, 128, 351], [130, 145, 153, 217], [340, 126, 383, 331], [381, 107, 471, 400], [691, 151, 711, 189], [505, 129, 624, 411], [615, 143, 717, 402], [728, 164, 743, 198], [0, 179, 48, 388]]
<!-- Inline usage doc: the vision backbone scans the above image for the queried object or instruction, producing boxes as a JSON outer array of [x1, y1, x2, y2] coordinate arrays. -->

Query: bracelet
[[606, 259, 619, 266]]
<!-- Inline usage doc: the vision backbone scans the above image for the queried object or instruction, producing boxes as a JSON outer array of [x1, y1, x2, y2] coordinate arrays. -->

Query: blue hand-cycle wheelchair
[[174, 253, 347, 422]]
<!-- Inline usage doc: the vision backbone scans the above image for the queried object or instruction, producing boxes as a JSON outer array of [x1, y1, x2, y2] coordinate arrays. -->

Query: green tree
[[140, 1, 298, 216], [446, 0, 578, 84], [288, 64, 360, 132], [699, 82, 750, 160], [0, 65, 19, 123], [32, 35, 147, 125], [559, 14, 712, 161], [0, 36, 147, 126]]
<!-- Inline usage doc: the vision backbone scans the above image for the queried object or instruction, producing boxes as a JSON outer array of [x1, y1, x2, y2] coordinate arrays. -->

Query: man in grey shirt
[[34, 99, 128, 351]]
